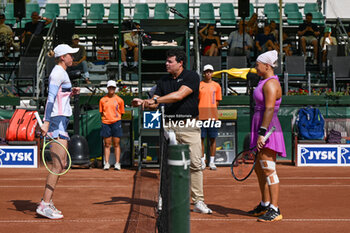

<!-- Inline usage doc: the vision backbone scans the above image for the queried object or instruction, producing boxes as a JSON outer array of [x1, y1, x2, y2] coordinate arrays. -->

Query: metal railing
[[336, 17, 350, 56], [36, 18, 56, 102]]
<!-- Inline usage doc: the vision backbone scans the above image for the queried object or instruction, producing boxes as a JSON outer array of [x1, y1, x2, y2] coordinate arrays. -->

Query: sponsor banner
[[297, 144, 350, 166], [143, 110, 222, 129], [0, 146, 38, 168], [143, 110, 161, 129]]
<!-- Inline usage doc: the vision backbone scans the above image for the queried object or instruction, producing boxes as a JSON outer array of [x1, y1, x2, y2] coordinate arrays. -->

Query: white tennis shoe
[[104, 163, 110, 170], [194, 201, 212, 214], [114, 162, 121, 170], [36, 200, 63, 219]]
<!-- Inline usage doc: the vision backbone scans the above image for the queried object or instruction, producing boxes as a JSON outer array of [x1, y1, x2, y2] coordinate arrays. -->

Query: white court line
[[191, 218, 350, 222], [205, 184, 350, 187], [206, 177, 350, 180], [0, 218, 149, 223], [1, 177, 349, 182], [0, 185, 132, 188], [1, 218, 350, 223], [1, 184, 350, 188]]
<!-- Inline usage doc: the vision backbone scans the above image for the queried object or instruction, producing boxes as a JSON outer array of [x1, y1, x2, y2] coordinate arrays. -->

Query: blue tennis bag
[[296, 107, 325, 140]]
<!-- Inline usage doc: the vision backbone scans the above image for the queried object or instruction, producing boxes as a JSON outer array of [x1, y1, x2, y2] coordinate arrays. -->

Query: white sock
[[84, 72, 89, 78], [269, 204, 278, 212], [201, 157, 205, 163], [261, 201, 270, 207], [210, 156, 215, 163], [133, 61, 138, 66], [42, 200, 50, 205], [123, 61, 127, 66]]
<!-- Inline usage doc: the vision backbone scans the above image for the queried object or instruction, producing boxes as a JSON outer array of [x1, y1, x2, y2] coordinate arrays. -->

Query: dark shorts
[[201, 125, 218, 139], [47, 116, 70, 140], [100, 121, 123, 138]]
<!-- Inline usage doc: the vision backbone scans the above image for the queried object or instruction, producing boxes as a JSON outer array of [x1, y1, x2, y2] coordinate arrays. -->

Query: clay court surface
[[0, 164, 350, 233]]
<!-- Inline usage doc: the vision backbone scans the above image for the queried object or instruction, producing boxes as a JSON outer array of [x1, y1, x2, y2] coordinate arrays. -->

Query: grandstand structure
[[0, 0, 349, 107]]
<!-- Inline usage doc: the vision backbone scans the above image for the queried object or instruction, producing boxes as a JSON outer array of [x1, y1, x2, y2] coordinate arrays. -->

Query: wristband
[[153, 97, 158, 104], [258, 127, 267, 136]]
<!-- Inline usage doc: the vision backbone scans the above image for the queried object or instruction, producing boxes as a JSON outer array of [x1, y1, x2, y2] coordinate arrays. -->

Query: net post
[[168, 144, 190, 233]]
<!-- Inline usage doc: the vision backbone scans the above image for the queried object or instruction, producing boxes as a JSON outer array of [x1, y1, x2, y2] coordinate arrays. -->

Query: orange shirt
[[99, 95, 125, 124], [198, 81, 222, 120]]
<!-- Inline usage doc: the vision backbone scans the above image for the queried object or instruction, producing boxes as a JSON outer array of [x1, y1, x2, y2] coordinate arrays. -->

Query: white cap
[[256, 50, 278, 68], [53, 44, 79, 58], [107, 80, 117, 88], [203, 64, 214, 71]]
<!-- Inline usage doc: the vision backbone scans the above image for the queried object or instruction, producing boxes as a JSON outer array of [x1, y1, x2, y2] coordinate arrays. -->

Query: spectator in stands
[[68, 34, 91, 84], [255, 25, 278, 54], [21, 11, 52, 44], [0, 13, 19, 60], [121, 22, 140, 68], [223, 20, 254, 58], [269, 21, 279, 42], [282, 32, 293, 56], [297, 13, 320, 64], [199, 24, 223, 56], [320, 27, 337, 67], [247, 13, 258, 37], [199, 64, 222, 171]]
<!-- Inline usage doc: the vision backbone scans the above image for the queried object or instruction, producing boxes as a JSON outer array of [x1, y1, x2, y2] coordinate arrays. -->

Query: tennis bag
[[296, 107, 325, 140], [6, 109, 38, 141]]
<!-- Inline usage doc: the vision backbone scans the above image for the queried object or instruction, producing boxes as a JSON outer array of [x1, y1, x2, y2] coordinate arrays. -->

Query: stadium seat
[[199, 3, 215, 24], [4, 3, 16, 26], [264, 3, 279, 16], [108, 4, 124, 24], [266, 11, 280, 24], [67, 11, 83, 26], [26, 3, 40, 16], [311, 12, 325, 25], [287, 12, 303, 25], [69, 3, 84, 17], [42, 11, 56, 28], [201, 56, 221, 72], [133, 3, 149, 23], [284, 3, 299, 17], [87, 11, 103, 26], [89, 3, 105, 17], [45, 3, 60, 17], [227, 56, 247, 69], [331, 56, 350, 91], [284, 56, 311, 95], [304, 3, 319, 15], [174, 3, 189, 19], [249, 3, 255, 19], [219, 3, 236, 26], [154, 3, 169, 19]]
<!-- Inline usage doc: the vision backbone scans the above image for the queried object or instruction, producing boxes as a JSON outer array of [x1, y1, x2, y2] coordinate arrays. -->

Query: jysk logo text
[[0, 146, 38, 168], [298, 145, 350, 166], [143, 110, 161, 129]]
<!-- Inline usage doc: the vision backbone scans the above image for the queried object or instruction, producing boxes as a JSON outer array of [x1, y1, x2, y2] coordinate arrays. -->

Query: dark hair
[[306, 12, 313, 18], [166, 49, 186, 67]]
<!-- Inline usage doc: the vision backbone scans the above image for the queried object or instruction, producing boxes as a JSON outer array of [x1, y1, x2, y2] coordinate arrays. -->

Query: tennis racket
[[231, 126, 276, 181], [34, 112, 71, 176]]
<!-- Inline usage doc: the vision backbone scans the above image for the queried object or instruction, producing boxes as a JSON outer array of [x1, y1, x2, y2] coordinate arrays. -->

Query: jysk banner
[[0, 146, 38, 168], [297, 144, 350, 166]]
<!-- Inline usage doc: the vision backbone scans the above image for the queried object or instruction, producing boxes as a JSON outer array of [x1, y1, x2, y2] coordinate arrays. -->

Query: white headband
[[256, 50, 278, 68]]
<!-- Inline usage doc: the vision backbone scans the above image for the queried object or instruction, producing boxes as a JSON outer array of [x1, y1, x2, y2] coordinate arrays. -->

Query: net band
[[168, 152, 190, 169]]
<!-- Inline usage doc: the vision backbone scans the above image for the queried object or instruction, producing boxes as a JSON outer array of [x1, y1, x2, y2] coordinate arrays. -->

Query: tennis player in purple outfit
[[248, 50, 286, 222]]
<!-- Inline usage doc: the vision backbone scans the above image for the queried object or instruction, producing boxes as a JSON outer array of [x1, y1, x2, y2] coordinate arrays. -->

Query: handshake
[[131, 98, 157, 109]]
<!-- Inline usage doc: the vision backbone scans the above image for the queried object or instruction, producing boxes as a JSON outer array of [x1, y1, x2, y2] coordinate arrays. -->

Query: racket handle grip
[[34, 112, 43, 127], [263, 126, 276, 142]]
